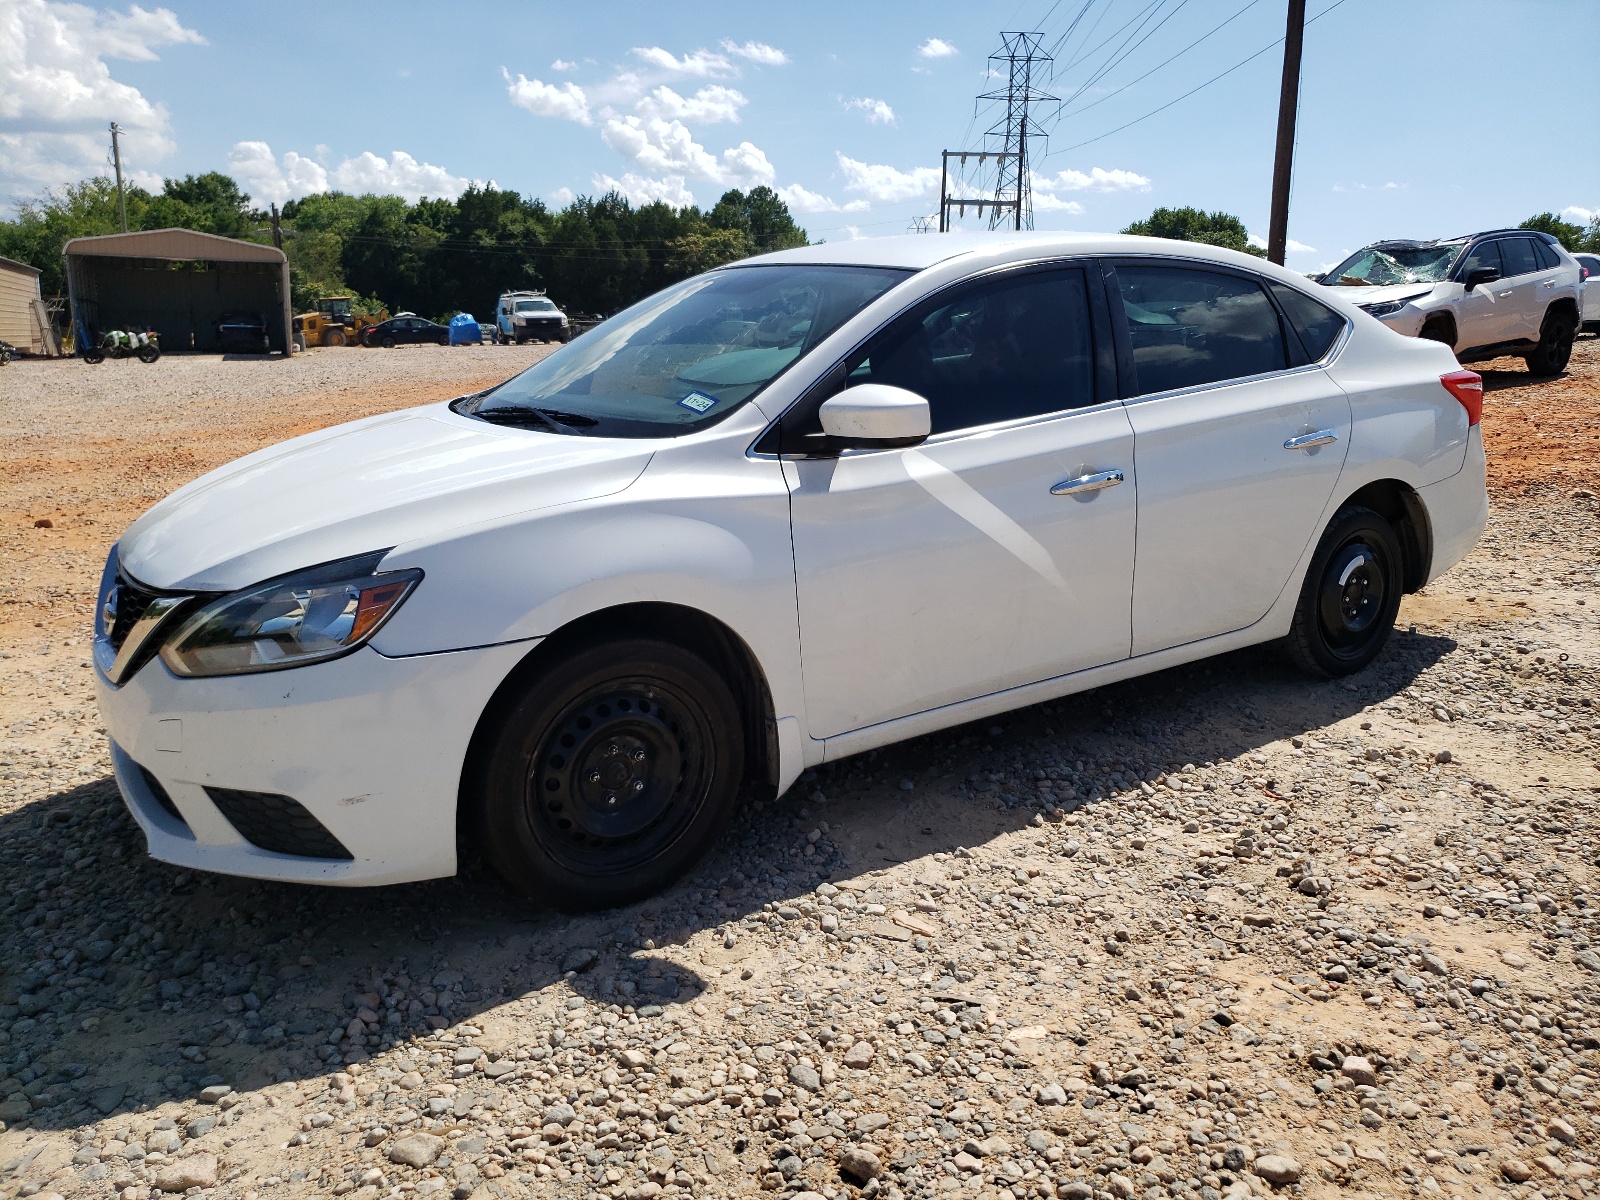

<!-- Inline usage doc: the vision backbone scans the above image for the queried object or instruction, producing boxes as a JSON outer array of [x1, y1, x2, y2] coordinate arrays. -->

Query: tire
[[437, 335, 449, 346], [380, 335, 396, 349], [1282, 505, 1404, 678], [137, 344, 160, 363], [1525, 312, 1574, 375], [82, 349, 104, 365], [1419, 320, 1454, 347], [471, 638, 744, 911], [323, 328, 347, 347]]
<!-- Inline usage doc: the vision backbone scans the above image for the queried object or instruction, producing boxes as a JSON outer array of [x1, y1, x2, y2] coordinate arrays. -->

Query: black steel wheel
[[1525, 312, 1574, 375], [1282, 505, 1404, 677], [380, 335, 396, 349], [473, 638, 743, 910]]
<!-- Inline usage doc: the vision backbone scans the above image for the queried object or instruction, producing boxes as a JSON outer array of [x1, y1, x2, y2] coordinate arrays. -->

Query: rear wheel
[[380, 335, 396, 349], [323, 328, 347, 347], [137, 343, 160, 363], [1525, 312, 1574, 375], [1282, 505, 1404, 677], [472, 639, 744, 911], [82, 348, 104, 365]]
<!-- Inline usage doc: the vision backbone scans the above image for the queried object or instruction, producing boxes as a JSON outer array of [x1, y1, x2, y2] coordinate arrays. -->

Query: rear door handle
[[1051, 469, 1124, 496], [1284, 430, 1339, 450]]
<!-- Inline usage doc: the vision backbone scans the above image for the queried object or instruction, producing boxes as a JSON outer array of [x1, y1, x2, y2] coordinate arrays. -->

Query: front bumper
[[1371, 307, 1427, 338], [96, 640, 535, 886]]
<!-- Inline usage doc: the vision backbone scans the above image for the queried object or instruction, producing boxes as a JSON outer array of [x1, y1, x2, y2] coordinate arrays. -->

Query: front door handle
[[1284, 430, 1339, 451], [1051, 469, 1124, 496]]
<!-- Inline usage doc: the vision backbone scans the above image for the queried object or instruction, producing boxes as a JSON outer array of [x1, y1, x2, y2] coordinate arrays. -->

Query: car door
[[1496, 236, 1546, 342], [785, 265, 1137, 740], [1109, 260, 1352, 656], [1454, 239, 1511, 349], [1580, 255, 1600, 323]]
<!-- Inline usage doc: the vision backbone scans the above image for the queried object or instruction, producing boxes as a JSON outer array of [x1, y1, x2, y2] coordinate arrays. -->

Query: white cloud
[[776, 182, 869, 214], [1562, 205, 1596, 224], [548, 185, 575, 207], [916, 37, 958, 58], [1031, 193, 1084, 215], [843, 97, 897, 126], [0, 0, 204, 200], [1247, 232, 1317, 254], [551, 58, 577, 72], [719, 39, 788, 66], [602, 115, 772, 187], [592, 172, 695, 207], [329, 150, 478, 202], [504, 70, 591, 125], [631, 46, 733, 77], [1033, 166, 1151, 193], [635, 84, 746, 125], [836, 153, 939, 203], [226, 140, 327, 206]]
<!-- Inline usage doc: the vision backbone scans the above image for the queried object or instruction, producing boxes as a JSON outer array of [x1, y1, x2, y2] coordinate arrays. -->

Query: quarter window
[[847, 268, 1097, 435], [1269, 283, 1346, 362], [1530, 239, 1560, 271], [1115, 265, 1287, 395], [1498, 238, 1538, 279]]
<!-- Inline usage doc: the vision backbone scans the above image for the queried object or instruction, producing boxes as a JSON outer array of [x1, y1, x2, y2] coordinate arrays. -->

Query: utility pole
[[1266, 0, 1306, 266], [110, 122, 128, 233], [269, 203, 284, 250]]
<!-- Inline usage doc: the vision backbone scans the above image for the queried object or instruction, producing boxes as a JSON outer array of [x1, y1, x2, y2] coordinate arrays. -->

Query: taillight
[[1440, 370, 1483, 427]]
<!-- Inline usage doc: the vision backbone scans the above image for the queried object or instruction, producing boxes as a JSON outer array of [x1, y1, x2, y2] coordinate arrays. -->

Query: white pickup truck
[[1316, 228, 1583, 374]]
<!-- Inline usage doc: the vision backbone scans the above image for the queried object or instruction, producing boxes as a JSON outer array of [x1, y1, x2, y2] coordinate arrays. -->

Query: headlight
[[159, 552, 421, 677], [1359, 298, 1410, 318]]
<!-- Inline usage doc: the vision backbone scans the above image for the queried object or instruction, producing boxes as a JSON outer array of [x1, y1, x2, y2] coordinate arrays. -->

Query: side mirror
[[1307, 272, 1326, 283], [817, 384, 931, 449], [1464, 266, 1500, 291]]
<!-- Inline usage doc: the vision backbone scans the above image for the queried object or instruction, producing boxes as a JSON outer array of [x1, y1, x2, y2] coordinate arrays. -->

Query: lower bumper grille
[[204, 787, 354, 860], [138, 765, 188, 829]]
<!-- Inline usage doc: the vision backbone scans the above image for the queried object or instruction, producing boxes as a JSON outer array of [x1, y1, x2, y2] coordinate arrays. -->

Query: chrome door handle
[[1051, 469, 1124, 496], [1284, 430, 1338, 451]]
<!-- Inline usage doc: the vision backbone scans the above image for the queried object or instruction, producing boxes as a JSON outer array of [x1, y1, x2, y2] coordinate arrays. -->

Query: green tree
[[707, 186, 808, 253], [1519, 212, 1586, 252], [140, 172, 254, 238], [665, 227, 755, 275], [0, 177, 153, 295], [1121, 206, 1265, 257]]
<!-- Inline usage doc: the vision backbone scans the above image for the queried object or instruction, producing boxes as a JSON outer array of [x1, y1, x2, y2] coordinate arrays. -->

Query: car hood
[[1324, 281, 1440, 307], [118, 406, 656, 592]]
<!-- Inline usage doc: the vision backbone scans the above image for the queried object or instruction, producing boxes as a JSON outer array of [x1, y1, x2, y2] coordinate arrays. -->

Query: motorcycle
[[0, 339, 16, 365], [82, 327, 160, 365]]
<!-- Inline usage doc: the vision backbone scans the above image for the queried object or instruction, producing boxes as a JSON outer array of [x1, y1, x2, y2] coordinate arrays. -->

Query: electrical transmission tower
[[938, 33, 1055, 232]]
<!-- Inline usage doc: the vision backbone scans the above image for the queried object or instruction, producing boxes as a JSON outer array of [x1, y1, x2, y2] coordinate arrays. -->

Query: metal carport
[[63, 228, 293, 356]]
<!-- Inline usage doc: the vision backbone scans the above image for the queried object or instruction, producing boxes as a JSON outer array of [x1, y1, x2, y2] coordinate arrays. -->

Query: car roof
[[735, 230, 1304, 279]]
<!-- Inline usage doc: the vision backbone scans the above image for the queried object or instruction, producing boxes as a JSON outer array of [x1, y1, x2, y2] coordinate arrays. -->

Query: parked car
[[497, 290, 572, 343], [214, 311, 270, 354], [1576, 252, 1600, 334], [1317, 229, 1582, 374], [93, 232, 1487, 910], [363, 316, 449, 348], [479, 318, 501, 345]]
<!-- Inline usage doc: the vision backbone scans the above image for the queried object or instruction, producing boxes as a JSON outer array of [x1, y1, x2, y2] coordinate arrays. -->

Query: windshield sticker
[[678, 391, 718, 414]]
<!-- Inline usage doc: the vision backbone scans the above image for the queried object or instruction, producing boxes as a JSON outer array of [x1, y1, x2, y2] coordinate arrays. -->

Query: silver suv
[[1317, 229, 1582, 374]]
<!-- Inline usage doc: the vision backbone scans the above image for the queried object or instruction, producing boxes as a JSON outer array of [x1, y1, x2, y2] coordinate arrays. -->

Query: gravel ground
[[2, 339, 1600, 1200]]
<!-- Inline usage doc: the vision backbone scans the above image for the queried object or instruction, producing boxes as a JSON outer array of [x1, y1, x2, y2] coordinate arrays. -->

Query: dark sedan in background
[[214, 311, 270, 354], [363, 316, 450, 348]]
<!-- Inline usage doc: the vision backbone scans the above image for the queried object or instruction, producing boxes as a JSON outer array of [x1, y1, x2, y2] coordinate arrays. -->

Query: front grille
[[138, 765, 188, 828], [204, 787, 354, 860], [109, 577, 162, 649]]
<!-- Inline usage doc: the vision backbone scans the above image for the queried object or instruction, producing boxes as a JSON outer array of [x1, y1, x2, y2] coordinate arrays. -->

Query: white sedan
[[93, 232, 1488, 910]]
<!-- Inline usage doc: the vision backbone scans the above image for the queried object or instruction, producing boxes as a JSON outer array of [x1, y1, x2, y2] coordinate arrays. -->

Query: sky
[[2, 0, 1596, 273]]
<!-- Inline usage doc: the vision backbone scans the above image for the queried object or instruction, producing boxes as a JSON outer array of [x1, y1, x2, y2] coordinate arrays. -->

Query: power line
[[1054, 0, 1194, 117], [1042, 0, 1348, 157]]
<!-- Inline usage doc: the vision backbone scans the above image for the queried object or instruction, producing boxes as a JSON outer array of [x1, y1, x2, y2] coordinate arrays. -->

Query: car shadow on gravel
[[0, 628, 1454, 1134]]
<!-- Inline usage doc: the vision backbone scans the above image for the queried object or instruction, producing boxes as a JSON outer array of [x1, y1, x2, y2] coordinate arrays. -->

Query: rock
[[91, 1085, 127, 1114], [1252, 1155, 1301, 1185], [153, 1154, 218, 1192], [0, 1096, 33, 1121], [788, 1063, 821, 1092], [543, 1103, 576, 1127], [838, 1146, 881, 1182], [1340, 1056, 1378, 1087], [842, 1041, 875, 1069], [1501, 949, 1527, 969], [185, 1115, 217, 1139], [1549, 1117, 1578, 1144], [197, 1084, 232, 1104], [1037, 1083, 1067, 1105], [951, 1151, 982, 1173], [1435, 749, 1452, 764], [855, 1112, 890, 1134], [388, 1134, 445, 1168], [560, 947, 599, 974], [1500, 1158, 1535, 1183]]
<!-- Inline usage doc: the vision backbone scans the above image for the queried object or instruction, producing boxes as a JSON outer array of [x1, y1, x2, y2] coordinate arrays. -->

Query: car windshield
[[516, 300, 556, 312], [1322, 242, 1464, 287], [462, 264, 912, 437]]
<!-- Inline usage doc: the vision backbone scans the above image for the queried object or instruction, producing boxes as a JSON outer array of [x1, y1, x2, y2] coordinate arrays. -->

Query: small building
[[62, 228, 292, 355], [0, 255, 59, 355]]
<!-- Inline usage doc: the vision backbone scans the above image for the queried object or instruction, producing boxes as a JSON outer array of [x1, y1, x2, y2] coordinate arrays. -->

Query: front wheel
[[82, 349, 105, 365], [380, 335, 396, 349], [1525, 313, 1574, 375], [137, 344, 160, 363], [472, 638, 745, 911], [1282, 505, 1404, 677]]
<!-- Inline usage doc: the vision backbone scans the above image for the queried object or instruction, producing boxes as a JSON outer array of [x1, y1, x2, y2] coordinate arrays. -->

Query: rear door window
[[1114, 265, 1288, 396], [1498, 238, 1538, 279], [1269, 283, 1347, 362]]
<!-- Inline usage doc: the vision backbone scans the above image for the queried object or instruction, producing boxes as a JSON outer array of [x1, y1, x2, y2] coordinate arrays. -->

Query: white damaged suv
[[1317, 229, 1582, 374]]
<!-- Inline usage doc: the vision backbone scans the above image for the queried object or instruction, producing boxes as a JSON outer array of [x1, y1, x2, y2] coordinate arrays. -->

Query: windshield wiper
[[534, 408, 599, 428], [468, 406, 565, 433]]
